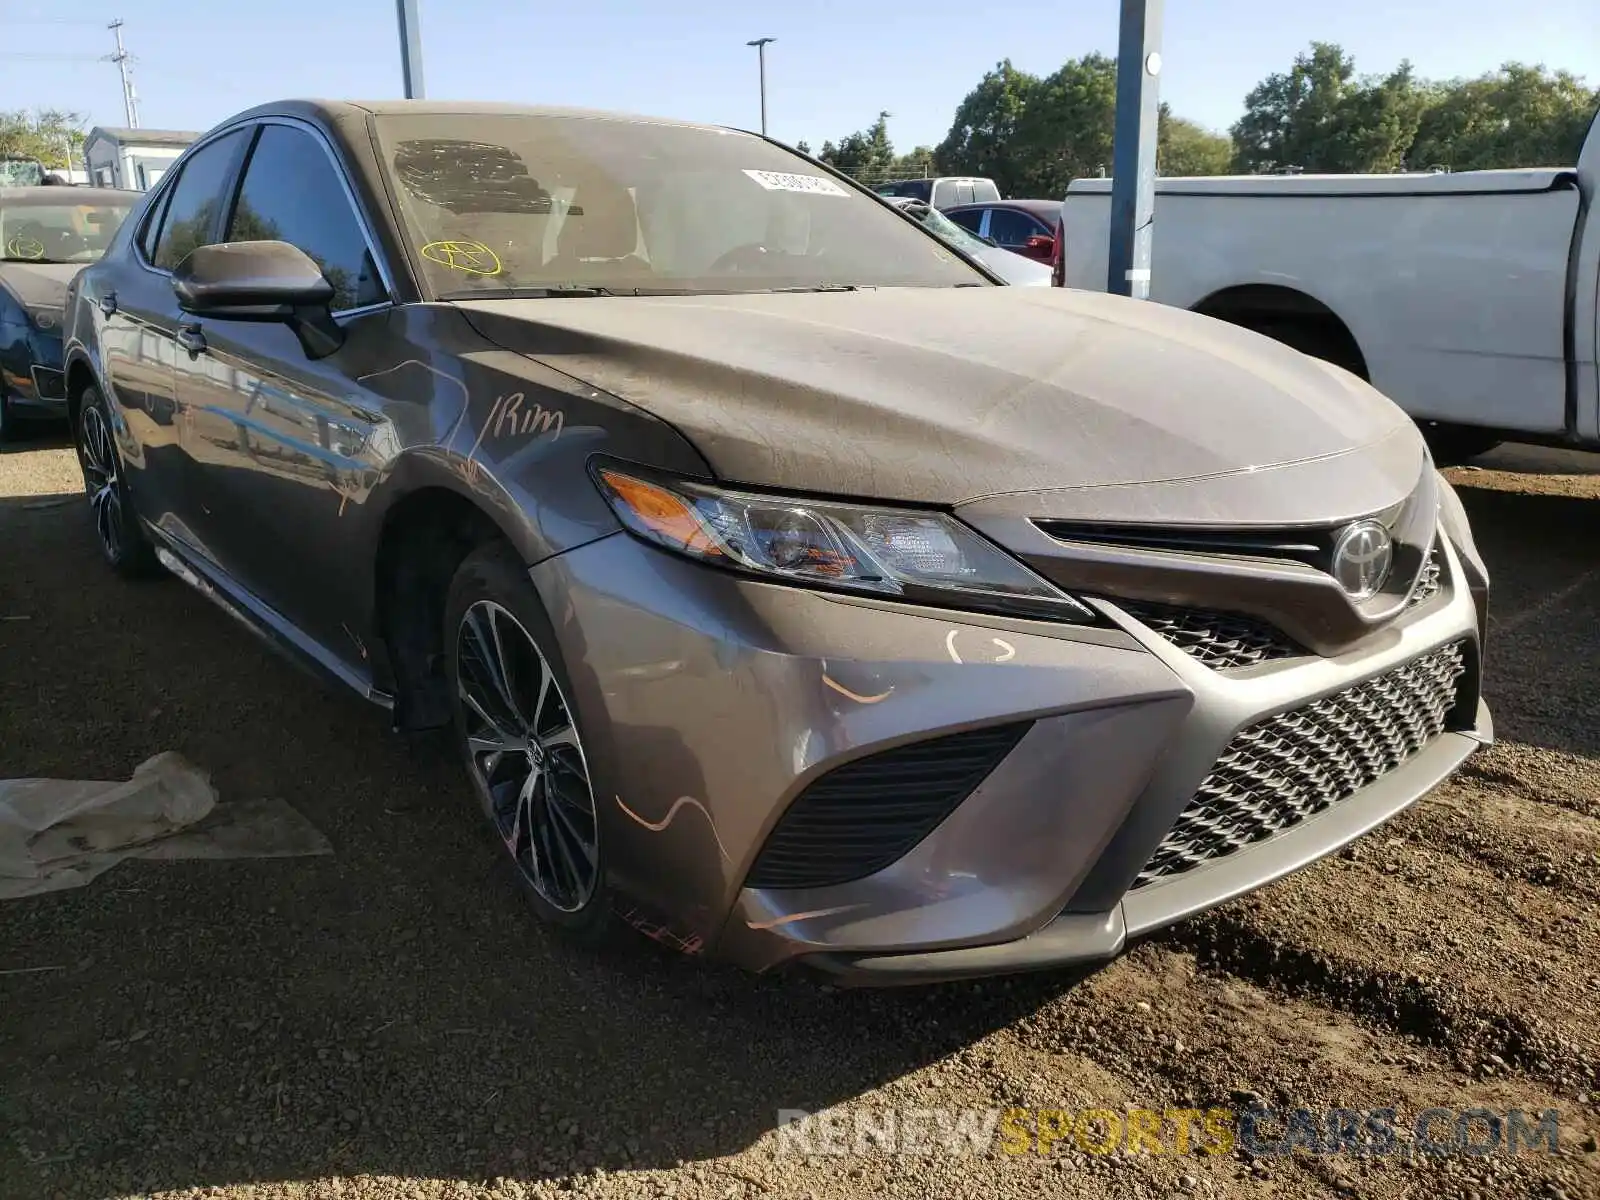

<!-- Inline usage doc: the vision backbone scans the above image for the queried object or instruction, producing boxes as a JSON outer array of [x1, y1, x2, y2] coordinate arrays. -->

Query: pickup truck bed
[[1060, 113, 1600, 460]]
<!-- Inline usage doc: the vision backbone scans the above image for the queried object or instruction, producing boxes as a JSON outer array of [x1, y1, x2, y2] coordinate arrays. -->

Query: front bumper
[[531, 527, 1488, 983]]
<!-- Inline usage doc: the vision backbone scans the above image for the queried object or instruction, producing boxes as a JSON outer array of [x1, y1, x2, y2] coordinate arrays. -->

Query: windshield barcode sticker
[[743, 170, 849, 197]]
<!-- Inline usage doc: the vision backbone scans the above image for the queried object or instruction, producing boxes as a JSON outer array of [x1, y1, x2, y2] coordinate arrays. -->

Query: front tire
[[445, 541, 612, 942], [73, 384, 159, 578]]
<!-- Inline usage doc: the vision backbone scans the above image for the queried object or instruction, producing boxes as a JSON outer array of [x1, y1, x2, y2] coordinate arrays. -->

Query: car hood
[[974, 246, 1051, 286], [0, 261, 83, 311], [458, 286, 1421, 520]]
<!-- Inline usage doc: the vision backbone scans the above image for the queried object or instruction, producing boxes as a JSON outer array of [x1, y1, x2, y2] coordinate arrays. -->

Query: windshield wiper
[[438, 285, 614, 299], [0, 257, 78, 265]]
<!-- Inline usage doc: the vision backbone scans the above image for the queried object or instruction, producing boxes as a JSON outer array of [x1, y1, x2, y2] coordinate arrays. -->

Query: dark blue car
[[0, 185, 139, 439]]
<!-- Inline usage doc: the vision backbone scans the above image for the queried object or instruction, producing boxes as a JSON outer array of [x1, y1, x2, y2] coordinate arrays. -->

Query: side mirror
[[171, 240, 343, 359], [1023, 234, 1056, 261]]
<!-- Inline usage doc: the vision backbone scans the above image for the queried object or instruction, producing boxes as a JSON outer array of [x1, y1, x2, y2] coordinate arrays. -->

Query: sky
[[0, 0, 1596, 154]]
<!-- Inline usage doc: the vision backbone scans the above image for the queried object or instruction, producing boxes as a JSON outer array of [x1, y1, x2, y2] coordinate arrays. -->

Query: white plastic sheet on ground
[[0, 751, 331, 899]]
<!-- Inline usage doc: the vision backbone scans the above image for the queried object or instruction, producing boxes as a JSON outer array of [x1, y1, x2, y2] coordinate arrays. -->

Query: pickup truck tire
[[1417, 423, 1502, 467], [1240, 318, 1366, 379]]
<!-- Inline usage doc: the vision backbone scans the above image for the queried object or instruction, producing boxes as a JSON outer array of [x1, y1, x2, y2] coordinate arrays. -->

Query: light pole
[[396, 0, 426, 99], [746, 37, 775, 135], [1107, 0, 1163, 298]]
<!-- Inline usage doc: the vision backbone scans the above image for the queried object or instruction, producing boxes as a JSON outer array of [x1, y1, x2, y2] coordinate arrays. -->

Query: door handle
[[176, 322, 206, 356], [99, 292, 117, 316]]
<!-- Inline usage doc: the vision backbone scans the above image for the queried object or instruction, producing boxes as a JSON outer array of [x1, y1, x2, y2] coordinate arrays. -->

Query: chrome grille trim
[[1116, 601, 1303, 671], [1405, 543, 1445, 609], [1132, 640, 1468, 888]]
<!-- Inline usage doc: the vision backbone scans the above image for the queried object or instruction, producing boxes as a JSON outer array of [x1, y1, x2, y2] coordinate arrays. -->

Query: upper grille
[[1132, 640, 1468, 888], [744, 722, 1031, 890], [1116, 601, 1304, 671]]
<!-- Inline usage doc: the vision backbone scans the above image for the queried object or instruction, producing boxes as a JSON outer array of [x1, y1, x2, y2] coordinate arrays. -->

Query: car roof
[[221, 98, 748, 136], [0, 186, 142, 205], [945, 199, 1059, 221]]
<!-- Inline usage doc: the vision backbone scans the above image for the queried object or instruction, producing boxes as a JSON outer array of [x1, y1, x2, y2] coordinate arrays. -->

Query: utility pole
[[106, 19, 139, 129], [1107, 0, 1163, 298], [746, 37, 775, 135], [396, 0, 426, 99]]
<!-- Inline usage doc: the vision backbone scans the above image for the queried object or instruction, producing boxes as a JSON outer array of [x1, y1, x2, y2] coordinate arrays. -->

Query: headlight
[[592, 464, 1095, 623], [25, 306, 60, 332]]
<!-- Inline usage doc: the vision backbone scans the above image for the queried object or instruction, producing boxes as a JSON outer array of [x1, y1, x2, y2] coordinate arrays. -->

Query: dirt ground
[[1, 433, 1597, 1200]]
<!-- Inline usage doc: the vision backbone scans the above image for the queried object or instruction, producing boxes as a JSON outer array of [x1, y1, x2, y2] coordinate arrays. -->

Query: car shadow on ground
[[0, 494, 1093, 1196], [1450, 476, 1600, 761], [0, 423, 71, 454]]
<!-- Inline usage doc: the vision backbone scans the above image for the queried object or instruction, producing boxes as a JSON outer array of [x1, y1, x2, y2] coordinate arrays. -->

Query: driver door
[[171, 119, 394, 655]]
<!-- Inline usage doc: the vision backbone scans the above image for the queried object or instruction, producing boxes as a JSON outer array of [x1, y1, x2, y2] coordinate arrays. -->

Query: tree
[[1230, 42, 1428, 173], [0, 109, 88, 171], [934, 60, 1041, 195], [815, 111, 898, 183], [1009, 54, 1119, 195], [1409, 64, 1598, 170], [1158, 111, 1233, 176]]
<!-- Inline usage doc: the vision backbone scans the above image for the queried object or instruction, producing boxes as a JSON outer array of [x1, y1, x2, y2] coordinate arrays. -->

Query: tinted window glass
[[931, 180, 959, 209], [139, 184, 174, 260], [946, 209, 984, 234], [153, 130, 247, 271], [971, 179, 1001, 203], [954, 183, 976, 206], [226, 124, 387, 311], [988, 209, 1043, 247]]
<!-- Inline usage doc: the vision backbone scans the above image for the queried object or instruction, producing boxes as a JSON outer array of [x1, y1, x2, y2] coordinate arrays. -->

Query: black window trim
[[132, 116, 397, 320], [222, 116, 398, 318], [132, 124, 253, 279]]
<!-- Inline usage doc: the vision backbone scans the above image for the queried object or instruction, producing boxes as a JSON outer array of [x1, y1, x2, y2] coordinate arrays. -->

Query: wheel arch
[[1191, 283, 1370, 380], [363, 455, 611, 733]]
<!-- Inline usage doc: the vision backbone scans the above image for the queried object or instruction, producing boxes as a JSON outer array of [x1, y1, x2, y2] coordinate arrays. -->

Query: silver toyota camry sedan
[[60, 100, 1491, 984]]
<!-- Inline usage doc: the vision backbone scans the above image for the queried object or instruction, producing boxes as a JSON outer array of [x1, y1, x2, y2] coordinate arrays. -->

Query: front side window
[[152, 129, 248, 271], [987, 209, 1043, 248], [0, 198, 137, 263], [225, 124, 387, 312], [946, 208, 984, 234], [375, 114, 986, 297]]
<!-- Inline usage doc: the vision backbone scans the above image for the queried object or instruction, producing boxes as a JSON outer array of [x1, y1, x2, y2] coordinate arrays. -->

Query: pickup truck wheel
[[1246, 319, 1365, 378], [1420, 423, 1501, 467]]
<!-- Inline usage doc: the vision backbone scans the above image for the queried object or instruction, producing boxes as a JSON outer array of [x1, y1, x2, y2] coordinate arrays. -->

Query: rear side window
[[138, 184, 175, 260], [152, 129, 248, 270], [972, 179, 1001, 203], [932, 180, 958, 209], [225, 124, 388, 312], [953, 182, 977, 206]]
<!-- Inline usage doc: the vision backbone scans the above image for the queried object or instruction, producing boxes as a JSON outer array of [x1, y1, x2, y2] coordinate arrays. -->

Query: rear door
[[171, 119, 395, 652], [99, 127, 250, 544], [988, 207, 1051, 258]]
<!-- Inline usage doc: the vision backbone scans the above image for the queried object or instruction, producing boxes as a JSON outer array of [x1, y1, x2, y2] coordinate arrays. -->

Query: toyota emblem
[[1331, 520, 1393, 600]]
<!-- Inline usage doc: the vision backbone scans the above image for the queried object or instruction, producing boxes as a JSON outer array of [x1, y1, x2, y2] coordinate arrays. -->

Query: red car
[[942, 200, 1060, 264]]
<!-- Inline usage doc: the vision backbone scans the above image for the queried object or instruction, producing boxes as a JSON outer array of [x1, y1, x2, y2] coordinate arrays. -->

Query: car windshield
[[0, 200, 136, 263], [373, 113, 989, 297], [900, 201, 996, 261]]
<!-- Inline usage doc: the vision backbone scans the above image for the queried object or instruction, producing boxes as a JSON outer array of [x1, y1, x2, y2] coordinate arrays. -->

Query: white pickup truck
[[1059, 111, 1599, 462]]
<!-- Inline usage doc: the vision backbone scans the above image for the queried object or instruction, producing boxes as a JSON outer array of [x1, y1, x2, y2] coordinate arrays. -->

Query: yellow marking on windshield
[[420, 239, 503, 276], [5, 236, 44, 260]]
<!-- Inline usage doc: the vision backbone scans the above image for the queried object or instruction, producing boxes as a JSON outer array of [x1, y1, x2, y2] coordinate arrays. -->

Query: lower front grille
[[1116, 601, 1304, 671], [744, 722, 1031, 890], [1132, 640, 1468, 888], [1406, 544, 1445, 609]]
